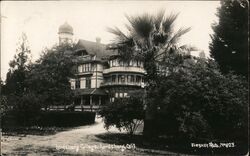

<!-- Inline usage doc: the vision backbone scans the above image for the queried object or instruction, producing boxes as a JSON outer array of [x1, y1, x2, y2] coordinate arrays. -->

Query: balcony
[[101, 82, 144, 88], [75, 71, 93, 76], [103, 66, 146, 74]]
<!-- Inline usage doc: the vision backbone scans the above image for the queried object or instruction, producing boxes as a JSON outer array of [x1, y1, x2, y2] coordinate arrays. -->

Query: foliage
[[100, 92, 144, 135], [209, 0, 248, 77], [8, 92, 41, 111], [2, 111, 95, 128], [107, 10, 192, 137], [26, 44, 76, 109], [107, 10, 191, 83], [150, 54, 248, 141], [4, 32, 31, 96], [3, 33, 38, 113], [0, 95, 8, 116], [9, 32, 32, 70]]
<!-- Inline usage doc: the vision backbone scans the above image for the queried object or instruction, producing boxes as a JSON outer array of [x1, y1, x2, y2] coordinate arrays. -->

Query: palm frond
[[154, 9, 165, 31], [125, 23, 133, 33], [162, 12, 179, 34], [106, 27, 132, 46], [125, 13, 154, 38], [168, 27, 191, 45], [106, 27, 128, 40]]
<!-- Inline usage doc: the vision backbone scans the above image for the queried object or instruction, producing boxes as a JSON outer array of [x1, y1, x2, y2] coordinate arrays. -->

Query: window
[[81, 63, 91, 72], [75, 79, 80, 89], [137, 61, 142, 67], [124, 61, 129, 67], [78, 65, 82, 73], [127, 75, 130, 83], [121, 75, 125, 83], [82, 64, 85, 72], [71, 82, 75, 90], [119, 93, 123, 97], [86, 77, 91, 89], [86, 63, 91, 71], [110, 60, 113, 67], [86, 64, 88, 71], [112, 59, 117, 67], [129, 60, 133, 66], [83, 64, 86, 72], [118, 75, 124, 83], [115, 93, 119, 98], [133, 60, 137, 66], [119, 60, 124, 66], [131, 75, 135, 83], [112, 75, 116, 83], [136, 76, 141, 83], [124, 93, 128, 97]]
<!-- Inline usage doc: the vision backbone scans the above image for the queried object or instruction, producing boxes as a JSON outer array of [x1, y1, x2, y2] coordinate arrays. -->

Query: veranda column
[[90, 95, 93, 112], [80, 96, 83, 111], [99, 96, 101, 105]]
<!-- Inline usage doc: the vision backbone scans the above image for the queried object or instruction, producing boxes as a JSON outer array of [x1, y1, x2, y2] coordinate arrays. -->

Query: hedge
[[1, 110, 96, 128]]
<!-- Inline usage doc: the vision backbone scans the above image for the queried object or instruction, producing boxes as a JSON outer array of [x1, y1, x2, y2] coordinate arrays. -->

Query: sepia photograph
[[0, 0, 248, 155]]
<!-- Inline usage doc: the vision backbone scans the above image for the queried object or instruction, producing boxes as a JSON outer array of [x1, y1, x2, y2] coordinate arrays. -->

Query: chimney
[[96, 37, 101, 44]]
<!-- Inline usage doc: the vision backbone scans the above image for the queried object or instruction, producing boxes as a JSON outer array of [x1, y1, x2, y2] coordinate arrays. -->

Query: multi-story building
[[57, 22, 204, 111], [58, 22, 146, 111]]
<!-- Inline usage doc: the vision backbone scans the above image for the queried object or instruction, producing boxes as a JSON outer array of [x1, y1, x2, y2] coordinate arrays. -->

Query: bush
[[100, 95, 144, 135]]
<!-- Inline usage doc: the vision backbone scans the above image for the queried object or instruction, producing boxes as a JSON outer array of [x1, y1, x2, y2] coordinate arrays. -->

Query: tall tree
[[5, 32, 31, 95], [209, 0, 248, 77], [26, 44, 76, 110], [107, 11, 191, 136], [108, 11, 191, 84]]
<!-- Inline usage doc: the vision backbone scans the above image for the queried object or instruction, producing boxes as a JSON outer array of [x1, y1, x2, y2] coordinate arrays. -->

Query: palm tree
[[107, 10, 191, 136], [107, 10, 191, 81]]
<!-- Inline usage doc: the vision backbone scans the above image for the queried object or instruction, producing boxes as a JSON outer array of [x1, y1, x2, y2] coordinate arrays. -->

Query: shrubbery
[[100, 91, 144, 135], [146, 57, 248, 143], [2, 111, 96, 128]]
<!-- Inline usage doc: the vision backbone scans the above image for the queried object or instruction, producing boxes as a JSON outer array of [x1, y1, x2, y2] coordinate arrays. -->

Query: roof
[[75, 39, 117, 59], [58, 22, 73, 35], [74, 88, 108, 96]]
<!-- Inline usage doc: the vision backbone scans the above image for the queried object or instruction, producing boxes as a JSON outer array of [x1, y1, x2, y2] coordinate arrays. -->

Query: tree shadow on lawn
[[95, 133, 247, 156]]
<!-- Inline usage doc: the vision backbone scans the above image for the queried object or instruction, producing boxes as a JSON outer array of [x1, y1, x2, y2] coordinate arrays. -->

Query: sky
[[1, 1, 220, 81]]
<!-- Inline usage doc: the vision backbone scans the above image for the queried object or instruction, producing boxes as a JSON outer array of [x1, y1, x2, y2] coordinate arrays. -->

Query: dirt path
[[1, 117, 191, 156]]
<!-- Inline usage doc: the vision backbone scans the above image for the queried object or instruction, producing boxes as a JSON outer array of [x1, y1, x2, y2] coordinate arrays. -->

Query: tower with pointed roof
[[58, 22, 74, 45]]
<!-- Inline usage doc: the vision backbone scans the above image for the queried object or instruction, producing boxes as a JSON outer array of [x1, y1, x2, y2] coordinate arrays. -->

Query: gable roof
[[75, 39, 117, 59]]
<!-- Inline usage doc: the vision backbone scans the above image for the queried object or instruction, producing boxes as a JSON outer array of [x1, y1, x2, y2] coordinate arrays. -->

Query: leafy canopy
[[100, 91, 144, 135], [26, 44, 76, 108]]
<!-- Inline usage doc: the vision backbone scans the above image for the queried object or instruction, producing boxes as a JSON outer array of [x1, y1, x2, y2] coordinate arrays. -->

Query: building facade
[[57, 22, 204, 111], [57, 22, 145, 111]]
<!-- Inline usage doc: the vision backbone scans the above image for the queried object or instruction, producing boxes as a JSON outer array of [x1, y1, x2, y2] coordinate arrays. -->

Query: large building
[[58, 22, 146, 111]]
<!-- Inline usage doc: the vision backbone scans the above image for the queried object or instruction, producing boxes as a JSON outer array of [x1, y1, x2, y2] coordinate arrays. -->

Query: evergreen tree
[[209, 0, 248, 77], [5, 32, 31, 95]]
